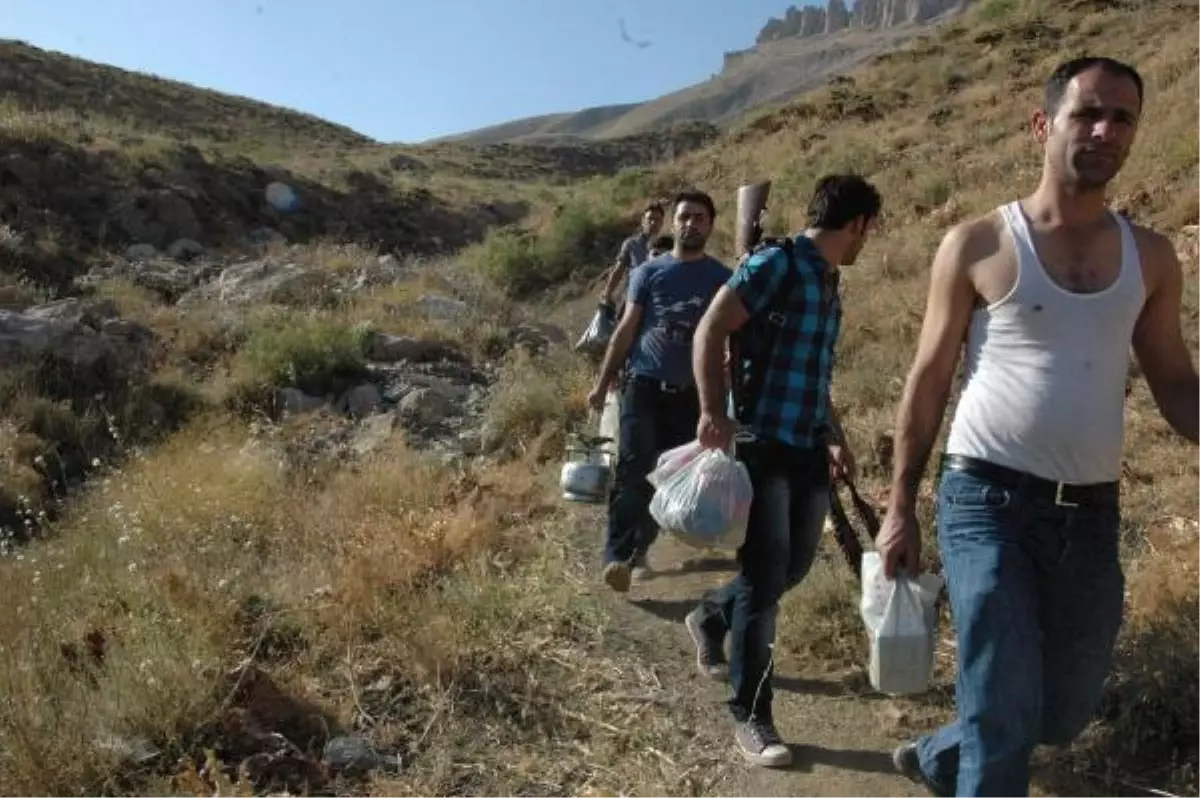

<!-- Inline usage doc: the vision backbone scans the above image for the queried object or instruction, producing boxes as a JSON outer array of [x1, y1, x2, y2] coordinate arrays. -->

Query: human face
[[1033, 66, 1141, 191], [641, 208, 664, 237], [841, 215, 875, 266], [673, 201, 712, 253]]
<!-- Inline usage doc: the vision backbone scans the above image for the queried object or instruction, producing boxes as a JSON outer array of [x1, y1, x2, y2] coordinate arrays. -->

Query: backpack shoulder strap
[[731, 238, 802, 422]]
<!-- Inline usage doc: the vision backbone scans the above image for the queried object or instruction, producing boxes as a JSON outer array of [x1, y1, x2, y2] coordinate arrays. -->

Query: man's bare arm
[[1131, 232, 1199, 443], [888, 223, 980, 509], [693, 286, 750, 417], [600, 244, 632, 304], [595, 302, 643, 393]]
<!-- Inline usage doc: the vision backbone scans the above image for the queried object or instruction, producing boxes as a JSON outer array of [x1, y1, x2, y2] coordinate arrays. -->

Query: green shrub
[[464, 201, 629, 298], [230, 316, 371, 408]]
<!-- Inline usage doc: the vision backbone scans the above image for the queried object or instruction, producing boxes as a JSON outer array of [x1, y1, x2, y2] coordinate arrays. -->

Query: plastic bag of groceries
[[574, 303, 616, 356], [648, 445, 752, 551], [859, 551, 945, 695], [646, 440, 706, 489]]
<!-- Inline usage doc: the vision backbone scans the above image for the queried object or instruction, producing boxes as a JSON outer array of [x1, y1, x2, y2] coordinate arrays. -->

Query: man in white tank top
[[877, 56, 1199, 796]]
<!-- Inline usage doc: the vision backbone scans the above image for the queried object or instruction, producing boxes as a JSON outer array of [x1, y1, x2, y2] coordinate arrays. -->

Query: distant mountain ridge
[[442, 0, 974, 145]]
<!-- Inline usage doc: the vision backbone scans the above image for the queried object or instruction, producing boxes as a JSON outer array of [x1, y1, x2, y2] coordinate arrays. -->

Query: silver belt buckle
[[1054, 482, 1079, 508]]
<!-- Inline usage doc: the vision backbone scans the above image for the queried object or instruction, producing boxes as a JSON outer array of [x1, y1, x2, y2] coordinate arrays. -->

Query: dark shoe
[[602, 561, 631, 593], [734, 719, 792, 768], [892, 742, 948, 797], [684, 608, 728, 681]]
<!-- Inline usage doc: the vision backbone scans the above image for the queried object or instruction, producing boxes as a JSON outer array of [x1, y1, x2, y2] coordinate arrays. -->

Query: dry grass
[[0, 0, 1196, 795]]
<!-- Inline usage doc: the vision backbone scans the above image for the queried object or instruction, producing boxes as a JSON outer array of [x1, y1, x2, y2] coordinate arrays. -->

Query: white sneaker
[[734, 720, 792, 768]]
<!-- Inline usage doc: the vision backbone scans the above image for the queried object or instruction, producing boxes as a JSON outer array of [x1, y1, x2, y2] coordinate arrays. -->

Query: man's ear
[[1031, 108, 1051, 144]]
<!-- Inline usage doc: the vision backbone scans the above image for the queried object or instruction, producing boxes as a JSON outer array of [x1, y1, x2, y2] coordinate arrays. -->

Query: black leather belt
[[630, 374, 695, 395], [941, 454, 1119, 507]]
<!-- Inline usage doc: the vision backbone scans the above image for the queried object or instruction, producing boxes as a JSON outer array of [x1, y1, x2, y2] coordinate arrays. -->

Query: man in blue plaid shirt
[[687, 175, 882, 768]]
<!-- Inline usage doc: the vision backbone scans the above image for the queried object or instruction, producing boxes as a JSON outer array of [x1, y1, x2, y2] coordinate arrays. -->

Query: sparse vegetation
[[463, 201, 630, 297], [0, 0, 1195, 795]]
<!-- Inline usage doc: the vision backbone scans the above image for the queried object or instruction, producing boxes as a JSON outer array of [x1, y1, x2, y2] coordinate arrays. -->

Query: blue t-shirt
[[626, 254, 730, 387]]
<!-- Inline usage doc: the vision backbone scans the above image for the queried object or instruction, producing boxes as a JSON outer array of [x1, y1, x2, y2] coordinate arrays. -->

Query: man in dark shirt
[[688, 175, 882, 768], [588, 190, 730, 594], [600, 202, 665, 309]]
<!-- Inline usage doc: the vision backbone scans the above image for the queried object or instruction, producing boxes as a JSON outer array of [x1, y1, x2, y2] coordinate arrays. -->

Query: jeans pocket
[[939, 473, 1012, 509]]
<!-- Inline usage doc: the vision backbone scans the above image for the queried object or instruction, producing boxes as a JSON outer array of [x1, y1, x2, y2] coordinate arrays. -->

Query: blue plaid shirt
[[728, 236, 841, 449]]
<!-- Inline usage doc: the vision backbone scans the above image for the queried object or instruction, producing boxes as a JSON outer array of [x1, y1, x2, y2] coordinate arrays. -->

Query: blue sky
[[4, 0, 814, 144]]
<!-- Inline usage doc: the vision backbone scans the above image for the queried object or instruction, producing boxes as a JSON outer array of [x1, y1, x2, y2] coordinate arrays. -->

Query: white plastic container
[[860, 551, 945, 696]]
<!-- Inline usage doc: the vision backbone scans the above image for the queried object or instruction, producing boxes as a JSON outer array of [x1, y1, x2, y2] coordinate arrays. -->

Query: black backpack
[[728, 237, 801, 424]]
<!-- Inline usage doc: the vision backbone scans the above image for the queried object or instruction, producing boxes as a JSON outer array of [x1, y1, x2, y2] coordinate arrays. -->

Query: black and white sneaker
[[734, 719, 792, 768], [684, 607, 728, 681]]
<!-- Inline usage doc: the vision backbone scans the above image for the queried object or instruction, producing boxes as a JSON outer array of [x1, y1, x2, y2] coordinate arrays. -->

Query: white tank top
[[944, 201, 1146, 484]]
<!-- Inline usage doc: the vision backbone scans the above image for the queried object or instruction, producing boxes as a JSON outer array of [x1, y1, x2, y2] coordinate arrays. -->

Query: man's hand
[[828, 442, 856, 484], [586, 385, 607, 412], [697, 412, 736, 451], [877, 502, 922, 579]]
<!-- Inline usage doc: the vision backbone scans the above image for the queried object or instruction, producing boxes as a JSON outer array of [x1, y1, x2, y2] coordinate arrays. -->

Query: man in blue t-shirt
[[687, 175, 882, 769], [587, 190, 731, 593]]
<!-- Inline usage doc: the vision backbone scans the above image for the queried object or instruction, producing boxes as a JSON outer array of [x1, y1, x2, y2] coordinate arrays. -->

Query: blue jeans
[[692, 439, 830, 723], [916, 468, 1125, 797], [604, 376, 699, 565]]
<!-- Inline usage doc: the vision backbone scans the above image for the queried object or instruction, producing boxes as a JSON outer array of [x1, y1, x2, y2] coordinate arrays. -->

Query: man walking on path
[[687, 175, 881, 768], [878, 56, 1199, 797], [600, 202, 664, 309], [588, 190, 730, 593]]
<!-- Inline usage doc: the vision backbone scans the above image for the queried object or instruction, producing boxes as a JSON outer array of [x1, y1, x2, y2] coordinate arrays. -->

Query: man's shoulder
[[1123, 216, 1176, 260], [937, 210, 1008, 267]]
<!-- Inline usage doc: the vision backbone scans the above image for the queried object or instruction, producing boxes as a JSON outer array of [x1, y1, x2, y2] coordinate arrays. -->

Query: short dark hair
[[672, 189, 717, 221], [651, 234, 674, 250], [1044, 56, 1143, 115], [643, 202, 665, 217], [806, 175, 882, 230]]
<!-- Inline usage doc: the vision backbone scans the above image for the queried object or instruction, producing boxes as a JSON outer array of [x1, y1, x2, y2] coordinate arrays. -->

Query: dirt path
[[569, 504, 929, 798]]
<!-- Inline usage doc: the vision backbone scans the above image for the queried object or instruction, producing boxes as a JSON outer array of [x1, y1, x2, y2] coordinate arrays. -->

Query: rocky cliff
[[756, 0, 971, 44]]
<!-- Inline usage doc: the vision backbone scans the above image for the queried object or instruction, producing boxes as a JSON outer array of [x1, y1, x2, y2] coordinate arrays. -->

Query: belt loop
[[1054, 482, 1080, 508]]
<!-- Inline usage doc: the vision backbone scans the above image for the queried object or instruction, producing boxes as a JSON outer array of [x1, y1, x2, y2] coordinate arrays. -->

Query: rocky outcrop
[[756, 0, 971, 44], [0, 298, 160, 378], [826, 0, 852, 33]]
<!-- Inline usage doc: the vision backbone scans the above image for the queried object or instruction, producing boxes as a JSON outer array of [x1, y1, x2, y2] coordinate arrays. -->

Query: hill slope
[[443, 3, 970, 144], [0, 39, 372, 152]]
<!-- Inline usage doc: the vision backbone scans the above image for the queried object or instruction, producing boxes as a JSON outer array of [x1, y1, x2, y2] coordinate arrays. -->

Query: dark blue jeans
[[604, 376, 700, 565], [916, 468, 1125, 797], [692, 439, 830, 723]]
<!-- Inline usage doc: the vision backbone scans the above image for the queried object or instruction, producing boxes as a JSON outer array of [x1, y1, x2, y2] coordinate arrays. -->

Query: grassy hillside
[[443, 16, 955, 145], [0, 0, 1195, 796], [462, 1, 1199, 789]]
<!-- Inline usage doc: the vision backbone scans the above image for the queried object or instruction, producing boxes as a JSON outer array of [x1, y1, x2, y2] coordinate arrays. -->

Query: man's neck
[[802, 228, 843, 270], [1026, 174, 1111, 229], [673, 247, 707, 262]]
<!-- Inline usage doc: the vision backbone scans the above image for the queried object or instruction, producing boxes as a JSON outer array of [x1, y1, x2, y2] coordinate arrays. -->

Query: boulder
[[0, 301, 159, 382], [178, 258, 328, 307], [397, 387, 453, 428], [166, 238, 205, 261], [417, 294, 468, 321], [125, 243, 159, 261], [339, 383, 383, 419], [367, 332, 465, 364]]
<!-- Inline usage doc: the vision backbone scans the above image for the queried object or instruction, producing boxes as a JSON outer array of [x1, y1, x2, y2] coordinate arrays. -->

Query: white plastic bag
[[648, 445, 753, 551], [574, 304, 616, 356], [859, 551, 944, 696], [646, 440, 706, 489]]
